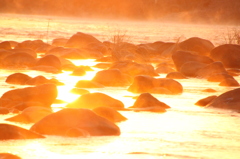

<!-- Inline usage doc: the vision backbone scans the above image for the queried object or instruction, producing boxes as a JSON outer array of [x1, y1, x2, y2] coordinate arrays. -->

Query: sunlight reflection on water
[[0, 14, 240, 159]]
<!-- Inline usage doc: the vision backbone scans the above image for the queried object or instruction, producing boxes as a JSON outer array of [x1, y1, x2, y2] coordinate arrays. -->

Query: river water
[[0, 14, 240, 159]]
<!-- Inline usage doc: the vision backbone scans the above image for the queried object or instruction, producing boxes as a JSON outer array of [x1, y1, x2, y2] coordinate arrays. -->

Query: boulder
[[92, 69, 132, 86], [196, 61, 228, 78], [36, 54, 62, 70], [172, 50, 213, 71], [0, 49, 13, 60], [5, 106, 53, 124], [207, 73, 234, 82], [0, 41, 12, 50], [202, 88, 217, 93], [155, 65, 175, 74], [195, 95, 218, 106], [0, 153, 21, 159], [5, 73, 32, 85], [219, 78, 239, 87], [110, 61, 158, 76], [0, 84, 58, 108], [11, 101, 46, 111], [166, 72, 187, 79], [52, 38, 68, 47], [210, 44, 240, 69], [179, 37, 214, 56], [152, 78, 183, 94], [30, 65, 61, 73], [75, 80, 104, 88], [93, 106, 127, 123], [70, 88, 90, 95], [71, 67, 86, 76], [127, 75, 154, 93], [207, 88, 240, 111], [129, 93, 170, 112], [180, 61, 207, 77], [0, 107, 10, 114], [15, 40, 49, 51], [67, 92, 124, 109], [0, 123, 45, 140], [65, 32, 102, 49], [11, 48, 37, 58], [1, 52, 36, 68], [30, 108, 121, 136], [128, 75, 183, 94]]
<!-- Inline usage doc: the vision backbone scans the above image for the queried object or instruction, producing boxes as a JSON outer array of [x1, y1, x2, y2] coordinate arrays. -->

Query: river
[[0, 14, 240, 159]]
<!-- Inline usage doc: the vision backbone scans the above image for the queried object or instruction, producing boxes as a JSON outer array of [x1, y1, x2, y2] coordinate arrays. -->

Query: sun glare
[[54, 67, 98, 103]]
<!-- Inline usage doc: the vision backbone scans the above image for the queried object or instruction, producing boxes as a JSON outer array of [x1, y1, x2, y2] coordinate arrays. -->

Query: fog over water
[[0, 6, 240, 159]]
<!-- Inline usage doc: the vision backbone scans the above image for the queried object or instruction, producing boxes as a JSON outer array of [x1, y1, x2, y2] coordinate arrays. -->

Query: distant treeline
[[1, 0, 240, 24]]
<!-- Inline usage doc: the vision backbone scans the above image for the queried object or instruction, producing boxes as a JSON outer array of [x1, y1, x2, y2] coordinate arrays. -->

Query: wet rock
[[179, 37, 214, 56], [93, 106, 127, 123], [110, 61, 158, 76], [36, 54, 62, 70], [1, 52, 36, 68], [30, 108, 121, 136], [52, 38, 68, 47], [0, 123, 45, 140], [219, 78, 239, 87], [202, 88, 217, 93], [11, 48, 37, 58], [60, 48, 85, 59], [128, 75, 183, 94], [5, 73, 32, 85], [67, 92, 124, 109], [92, 69, 132, 86], [0, 107, 10, 114], [65, 32, 102, 49], [0, 49, 13, 60], [210, 44, 240, 69], [0, 153, 22, 159], [0, 84, 58, 108], [71, 67, 86, 76], [0, 41, 11, 50], [196, 61, 228, 79], [15, 40, 49, 52], [172, 50, 213, 71], [12, 101, 47, 111], [5, 106, 53, 124], [70, 88, 90, 95], [166, 72, 187, 79], [195, 95, 218, 106], [152, 78, 183, 94], [129, 93, 170, 112], [207, 73, 233, 82], [127, 75, 154, 93], [180, 61, 207, 77], [30, 65, 61, 73], [155, 65, 175, 74], [75, 80, 104, 88], [207, 88, 240, 111]]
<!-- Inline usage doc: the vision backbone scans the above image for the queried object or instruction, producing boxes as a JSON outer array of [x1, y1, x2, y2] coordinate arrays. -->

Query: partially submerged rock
[[30, 108, 121, 136], [129, 93, 171, 112], [207, 88, 240, 111], [5, 106, 53, 124], [128, 75, 183, 94], [67, 92, 124, 109], [0, 123, 45, 140], [0, 84, 58, 108], [195, 95, 218, 107], [93, 106, 127, 123]]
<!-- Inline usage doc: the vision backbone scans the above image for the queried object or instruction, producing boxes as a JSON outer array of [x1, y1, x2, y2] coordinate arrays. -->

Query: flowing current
[[0, 14, 240, 159]]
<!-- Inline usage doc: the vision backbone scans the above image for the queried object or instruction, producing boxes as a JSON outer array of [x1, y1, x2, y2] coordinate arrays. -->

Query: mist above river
[[1, 0, 240, 24]]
